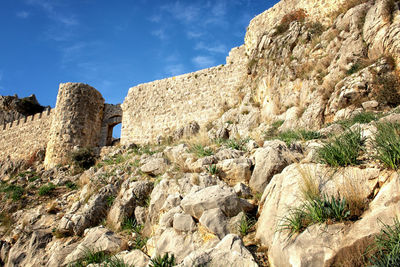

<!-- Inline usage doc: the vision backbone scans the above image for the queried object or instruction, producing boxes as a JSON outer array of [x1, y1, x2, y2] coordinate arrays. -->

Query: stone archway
[[105, 115, 122, 146]]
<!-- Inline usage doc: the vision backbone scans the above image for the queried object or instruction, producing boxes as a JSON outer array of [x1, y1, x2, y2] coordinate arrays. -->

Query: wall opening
[[105, 115, 122, 146]]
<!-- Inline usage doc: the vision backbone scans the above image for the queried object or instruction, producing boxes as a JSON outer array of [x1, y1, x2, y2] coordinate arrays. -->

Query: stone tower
[[44, 83, 105, 169]]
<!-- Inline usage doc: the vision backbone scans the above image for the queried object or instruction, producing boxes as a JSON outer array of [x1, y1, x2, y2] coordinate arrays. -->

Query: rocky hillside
[[1, 0, 400, 266], [0, 94, 47, 124]]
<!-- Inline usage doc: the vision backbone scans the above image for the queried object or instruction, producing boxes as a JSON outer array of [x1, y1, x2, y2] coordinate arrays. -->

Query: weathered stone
[[215, 149, 244, 161], [199, 208, 229, 239], [181, 185, 242, 219], [140, 158, 169, 176], [217, 158, 252, 185], [115, 250, 150, 267], [173, 213, 196, 232], [134, 206, 147, 225], [234, 183, 252, 198], [178, 234, 258, 267], [249, 140, 299, 193]]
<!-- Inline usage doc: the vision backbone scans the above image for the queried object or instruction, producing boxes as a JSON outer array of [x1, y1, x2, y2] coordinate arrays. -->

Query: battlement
[[1, 108, 53, 131]]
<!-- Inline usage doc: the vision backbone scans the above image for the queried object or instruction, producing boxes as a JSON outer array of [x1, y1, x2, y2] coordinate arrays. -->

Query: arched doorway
[[105, 115, 122, 146]]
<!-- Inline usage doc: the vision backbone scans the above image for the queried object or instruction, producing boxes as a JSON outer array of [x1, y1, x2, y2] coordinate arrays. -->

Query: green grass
[[238, 214, 256, 236], [121, 218, 143, 234], [205, 164, 220, 175], [65, 181, 78, 190], [373, 122, 400, 169], [149, 253, 176, 267], [106, 196, 115, 207], [317, 128, 364, 167], [132, 235, 148, 251], [2, 185, 24, 201], [68, 248, 133, 267], [275, 129, 322, 146], [279, 195, 351, 238], [368, 218, 400, 266], [334, 111, 380, 128], [38, 183, 56, 196], [189, 144, 214, 157]]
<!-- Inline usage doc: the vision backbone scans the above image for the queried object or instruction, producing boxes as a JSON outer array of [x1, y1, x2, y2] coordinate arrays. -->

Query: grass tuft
[[368, 218, 400, 266], [317, 128, 364, 167], [121, 217, 143, 234], [188, 144, 214, 158], [238, 214, 256, 236], [149, 253, 176, 267], [38, 183, 56, 196], [373, 122, 400, 169]]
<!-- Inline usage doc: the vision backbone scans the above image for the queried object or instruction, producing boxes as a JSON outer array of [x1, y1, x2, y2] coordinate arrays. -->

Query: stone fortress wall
[[0, 108, 53, 161], [121, 45, 248, 145], [0, 0, 352, 167]]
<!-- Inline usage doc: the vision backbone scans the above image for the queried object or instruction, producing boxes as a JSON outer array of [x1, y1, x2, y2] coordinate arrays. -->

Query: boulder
[[249, 140, 299, 193], [140, 157, 169, 176], [178, 234, 258, 267], [217, 158, 252, 185], [115, 250, 150, 267], [173, 213, 196, 232], [180, 185, 242, 219], [63, 226, 125, 265], [199, 208, 229, 239]]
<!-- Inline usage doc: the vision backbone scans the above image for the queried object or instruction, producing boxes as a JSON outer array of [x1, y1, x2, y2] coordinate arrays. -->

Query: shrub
[[373, 122, 400, 169], [2, 185, 24, 201], [307, 21, 324, 36], [368, 218, 400, 266], [149, 253, 176, 267], [189, 144, 213, 157], [38, 183, 56, 196], [274, 9, 307, 35], [65, 181, 78, 190], [70, 147, 96, 170], [317, 128, 364, 167]]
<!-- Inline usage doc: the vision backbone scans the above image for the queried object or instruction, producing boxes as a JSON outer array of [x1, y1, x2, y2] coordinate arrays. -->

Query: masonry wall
[[121, 46, 248, 145], [0, 109, 53, 161]]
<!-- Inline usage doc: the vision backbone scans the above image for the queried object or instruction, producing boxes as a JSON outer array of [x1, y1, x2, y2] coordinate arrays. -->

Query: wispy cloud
[[186, 30, 203, 39], [195, 42, 227, 54], [192, 56, 215, 69], [16, 11, 30, 19], [165, 64, 186, 76], [151, 29, 168, 40], [26, 0, 79, 26], [161, 2, 201, 24]]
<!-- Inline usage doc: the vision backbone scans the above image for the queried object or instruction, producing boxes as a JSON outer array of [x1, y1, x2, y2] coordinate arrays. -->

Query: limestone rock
[[180, 185, 242, 219], [115, 250, 150, 267], [234, 182, 252, 198], [217, 158, 252, 185], [249, 140, 299, 193], [173, 213, 196, 232], [140, 158, 169, 176], [64, 226, 125, 265], [199, 208, 229, 239], [179, 234, 258, 267]]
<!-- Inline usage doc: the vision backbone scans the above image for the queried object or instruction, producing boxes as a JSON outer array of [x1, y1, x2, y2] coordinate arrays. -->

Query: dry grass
[[297, 164, 321, 201], [181, 129, 212, 148], [329, 0, 369, 20], [340, 170, 368, 218]]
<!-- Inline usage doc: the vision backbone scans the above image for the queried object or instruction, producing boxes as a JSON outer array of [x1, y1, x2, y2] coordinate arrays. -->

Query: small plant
[[238, 214, 256, 236], [307, 21, 324, 36], [224, 138, 249, 151], [279, 195, 351, 237], [149, 253, 176, 267], [132, 235, 148, 251], [263, 120, 284, 140], [38, 183, 56, 196], [70, 147, 96, 170], [368, 218, 400, 266], [275, 129, 322, 146], [373, 122, 400, 169], [2, 185, 24, 201], [189, 144, 213, 158], [106, 195, 115, 207], [121, 218, 143, 234], [205, 164, 220, 175], [374, 72, 400, 107], [317, 128, 364, 167], [334, 111, 380, 128], [28, 176, 40, 182], [68, 248, 110, 267], [65, 181, 78, 190]]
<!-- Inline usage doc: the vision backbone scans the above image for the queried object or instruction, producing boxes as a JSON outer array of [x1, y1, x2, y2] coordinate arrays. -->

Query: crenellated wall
[[120, 45, 248, 145], [0, 108, 53, 161]]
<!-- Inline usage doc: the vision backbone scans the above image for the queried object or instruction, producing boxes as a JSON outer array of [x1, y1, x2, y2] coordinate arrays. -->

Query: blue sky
[[0, 0, 277, 107]]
